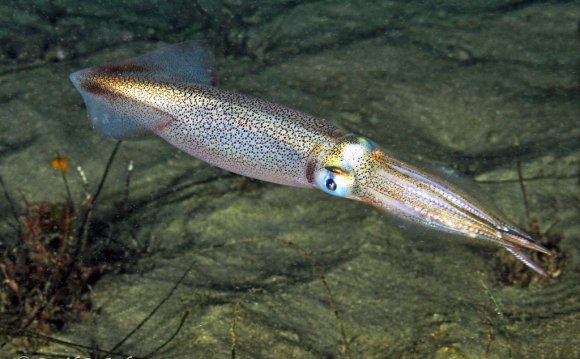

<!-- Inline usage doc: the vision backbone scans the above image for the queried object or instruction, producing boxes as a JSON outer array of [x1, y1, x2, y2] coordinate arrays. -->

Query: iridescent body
[[70, 41, 550, 275]]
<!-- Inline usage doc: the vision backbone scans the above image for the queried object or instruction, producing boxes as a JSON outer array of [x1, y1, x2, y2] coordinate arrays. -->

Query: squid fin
[[69, 41, 216, 139]]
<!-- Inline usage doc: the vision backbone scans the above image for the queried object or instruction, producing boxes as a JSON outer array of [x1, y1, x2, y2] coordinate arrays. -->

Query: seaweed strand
[[514, 137, 530, 219], [273, 238, 351, 358], [0, 174, 21, 236], [144, 310, 190, 358], [110, 258, 196, 352]]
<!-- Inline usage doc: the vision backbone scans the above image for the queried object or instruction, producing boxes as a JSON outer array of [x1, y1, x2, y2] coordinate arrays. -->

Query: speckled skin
[[70, 42, 550, 276], [72, 70, 341, 188]]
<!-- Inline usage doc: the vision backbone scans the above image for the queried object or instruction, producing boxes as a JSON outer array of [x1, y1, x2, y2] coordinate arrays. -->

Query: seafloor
[[0, 1, 578, 358]]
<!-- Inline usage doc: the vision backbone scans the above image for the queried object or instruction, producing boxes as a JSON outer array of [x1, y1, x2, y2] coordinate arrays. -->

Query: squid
[[70, 41, 550, 276]]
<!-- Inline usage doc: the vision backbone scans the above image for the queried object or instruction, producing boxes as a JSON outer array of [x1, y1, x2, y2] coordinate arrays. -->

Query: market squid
[[70, 41, 550, 276]]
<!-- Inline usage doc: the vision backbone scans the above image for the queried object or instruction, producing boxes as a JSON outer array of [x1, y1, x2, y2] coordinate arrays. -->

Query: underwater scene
[[0, 1, 578, 358]]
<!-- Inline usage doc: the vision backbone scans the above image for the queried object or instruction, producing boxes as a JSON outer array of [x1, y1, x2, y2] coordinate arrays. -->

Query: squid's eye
[[314, 166, 353, 198], [326, 178, 337, 191]]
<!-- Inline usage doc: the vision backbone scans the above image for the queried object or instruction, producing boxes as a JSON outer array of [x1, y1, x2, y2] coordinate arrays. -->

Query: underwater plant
[[0, 144, 120, 351], [495, 139, 565, 287], [490, 139, 566, 287]]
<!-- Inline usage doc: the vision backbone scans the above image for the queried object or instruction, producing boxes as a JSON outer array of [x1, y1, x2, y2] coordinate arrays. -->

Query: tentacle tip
[[504, 246, 550, 278], [533, 242, 553, 256], [536, 267, 550, 279]]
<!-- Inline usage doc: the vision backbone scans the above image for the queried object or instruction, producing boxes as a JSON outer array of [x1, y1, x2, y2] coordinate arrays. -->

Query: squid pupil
[[326, 178, 337, 191]]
